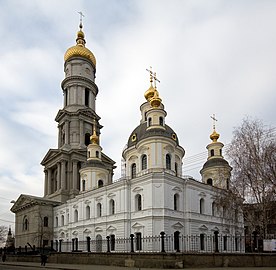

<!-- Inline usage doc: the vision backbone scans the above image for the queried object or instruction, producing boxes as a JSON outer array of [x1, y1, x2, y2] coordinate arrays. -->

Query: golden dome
[[64, 24, 96, 66], [150, 89, 162, 108], [144, 84, 155, 102], [90, 129, 99, 145], [210, 130, 220, 142]]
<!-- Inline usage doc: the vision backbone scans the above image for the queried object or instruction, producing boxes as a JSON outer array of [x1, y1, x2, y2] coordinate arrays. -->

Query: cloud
[[0, 0, 276, 228]]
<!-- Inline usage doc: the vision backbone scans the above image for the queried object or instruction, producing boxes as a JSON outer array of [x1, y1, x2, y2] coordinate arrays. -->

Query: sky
[[0, 0, 276, 231]]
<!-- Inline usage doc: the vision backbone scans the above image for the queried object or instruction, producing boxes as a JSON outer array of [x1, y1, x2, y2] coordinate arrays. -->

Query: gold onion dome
[[150, 89, 162, 108], [90, 129, 99, 145], [144, 83, 155, 102], [64, 24, 96, 66], [210, 130, 220, 142]]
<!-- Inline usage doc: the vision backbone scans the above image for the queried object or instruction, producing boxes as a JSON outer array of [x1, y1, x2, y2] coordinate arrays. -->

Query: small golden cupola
[[144, 75, 155, 102], [64, 23, 96, 67], [210, 129, 220, 143], [90, 128, 99, 145], [87, 124, 102, 161], [150, 89, 162, 108]]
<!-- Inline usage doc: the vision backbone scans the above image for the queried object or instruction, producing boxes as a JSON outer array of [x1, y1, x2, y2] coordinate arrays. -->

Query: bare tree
[[0, 225, 8, 246], [226, 117, 276, 238], [33, 213, 53, 250]]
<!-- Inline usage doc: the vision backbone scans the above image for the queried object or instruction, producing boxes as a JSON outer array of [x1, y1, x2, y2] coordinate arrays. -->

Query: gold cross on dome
[[146, 66, 160, 88], [78, 11, 85, 24], [210, 114, 218, 130]]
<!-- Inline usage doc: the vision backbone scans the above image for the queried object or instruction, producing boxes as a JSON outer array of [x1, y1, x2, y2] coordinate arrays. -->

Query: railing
[[50, 233, 246, 253]]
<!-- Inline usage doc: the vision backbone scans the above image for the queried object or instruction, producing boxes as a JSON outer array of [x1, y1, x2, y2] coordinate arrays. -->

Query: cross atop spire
[[146, 66, 160, 88], [210, 114, 218, 130], [78, 11, 85, 28]]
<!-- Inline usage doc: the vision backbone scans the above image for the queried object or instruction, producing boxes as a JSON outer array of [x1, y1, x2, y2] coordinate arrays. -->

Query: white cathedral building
[[11, 23, 244, 253]]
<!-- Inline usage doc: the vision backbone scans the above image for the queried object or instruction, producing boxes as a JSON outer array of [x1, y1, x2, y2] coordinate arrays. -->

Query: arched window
[[174, 231, 180, 252], [174, 194, 179, 211], [148, 117, 152, 126], [82, 180, 86, 191], [159, 117, 164, 126], [98, 180, 103, 188], [175, 162, 178, 176], [61, 215, 65, 226], [55, 216, 58, 227], [166, 154, 171, 170], [109, 199, 115, 215], [131, 163, 136, 178], [207, 178, 213, 186], [85, 88, 90, 106], [64, 89, 68, 106], [141, 154, 147, 170], [200, 198, 205, 214], [97, 203, 102, 217], [96, 151, 99, 158], [212, 202, 216, 216], [43, 217, 48, 227], [23, 216, 28, 231], [74, 210, 78, 222], [85, 133, 91, 146], [86, 205, 90, 219], [67, 213, 69, 224], [135, 194, 142, 211], [96, 234, 102, 252], [210, 149, 214, 156]]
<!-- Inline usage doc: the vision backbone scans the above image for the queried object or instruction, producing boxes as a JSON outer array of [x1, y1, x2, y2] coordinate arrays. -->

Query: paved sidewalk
[[1, 261, 276, 270]]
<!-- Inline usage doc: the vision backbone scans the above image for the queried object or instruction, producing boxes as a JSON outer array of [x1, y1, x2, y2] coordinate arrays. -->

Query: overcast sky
[[0, 0, 276, 230]]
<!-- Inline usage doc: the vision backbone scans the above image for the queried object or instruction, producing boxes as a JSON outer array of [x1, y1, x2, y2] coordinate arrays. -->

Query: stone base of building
[[6, 252, 276, 268]]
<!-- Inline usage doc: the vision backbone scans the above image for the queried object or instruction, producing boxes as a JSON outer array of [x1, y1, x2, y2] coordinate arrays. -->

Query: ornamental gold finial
[[90, 121, 99, 145], [145, 67, 160, 101], [210, 114, 220, 142]]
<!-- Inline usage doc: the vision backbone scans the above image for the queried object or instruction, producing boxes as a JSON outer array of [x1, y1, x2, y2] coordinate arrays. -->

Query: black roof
[[202, 158, 230, 170], [127, 122, 179, 148]]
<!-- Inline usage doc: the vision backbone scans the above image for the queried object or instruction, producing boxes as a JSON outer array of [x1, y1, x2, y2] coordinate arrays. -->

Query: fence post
[[72, 238, 75, 252], [106, 236, 110, 253], [214, 231, 219, 252], [160, 231, 166, 253], [59, 239, 62, 252], [130, 234, 134, 253], [87, 237, 91, 252], [75, 238, 78, 251], [50, 240, 54, 251]]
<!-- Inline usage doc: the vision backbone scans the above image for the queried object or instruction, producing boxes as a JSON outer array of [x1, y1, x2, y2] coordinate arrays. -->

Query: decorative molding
[[107, 193, 116, 198], [132, 186, 143, 193], [95, 227, 103, 232], [198, 192, 206, 197], [199, 225, 208, 231], [172, 222, 184, 229], [107, 225, 117, 232], [172, 186, 182, 192]]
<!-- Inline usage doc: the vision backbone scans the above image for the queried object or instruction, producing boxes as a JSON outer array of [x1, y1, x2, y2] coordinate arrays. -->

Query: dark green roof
[[127, 122, 179, 148], [202, 158, 230, 170]]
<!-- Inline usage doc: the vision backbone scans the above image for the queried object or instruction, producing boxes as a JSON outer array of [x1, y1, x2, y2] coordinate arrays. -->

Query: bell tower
[[41, 20, 115, 202], [200, 115, 232, 189]]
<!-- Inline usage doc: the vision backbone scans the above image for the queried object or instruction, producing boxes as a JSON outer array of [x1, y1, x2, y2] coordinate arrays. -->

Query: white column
[[61, 161, 66, 190], [57, 163, 61, 190], [79, 120, 84, 146], [47, 169, 52, 195], [44, 170, 48, 196]]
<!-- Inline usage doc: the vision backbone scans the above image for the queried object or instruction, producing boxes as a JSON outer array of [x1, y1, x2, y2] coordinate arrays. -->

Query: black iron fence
[[51, 233, 246, 253], [5, 233, 274, 255]]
